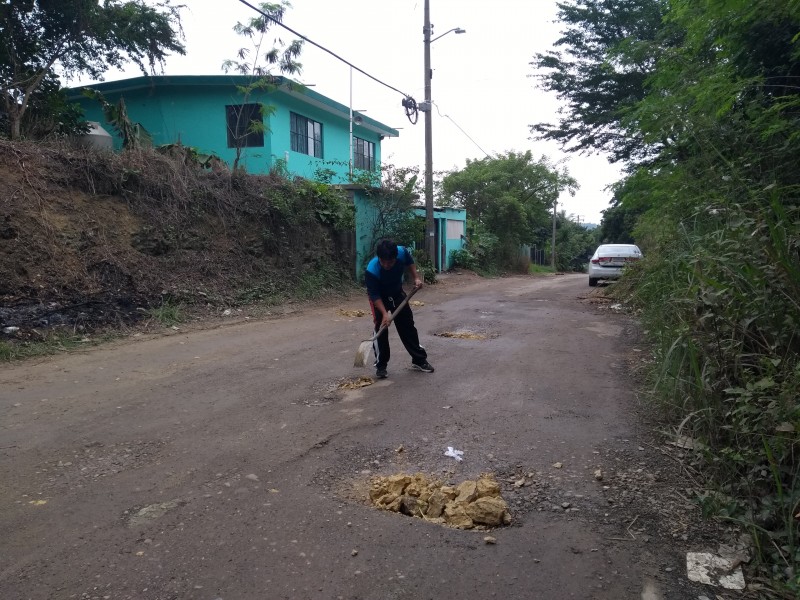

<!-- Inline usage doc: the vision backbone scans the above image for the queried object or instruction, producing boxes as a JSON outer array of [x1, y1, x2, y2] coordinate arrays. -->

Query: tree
[[553, 211, 597, 272], [441, 151, 576, 269], [549, 1, 800, 588], [2, 71, 87, 139], [0, 0, 185, 140], [529, 0, 669, 164], [221, 1, 303, 172]]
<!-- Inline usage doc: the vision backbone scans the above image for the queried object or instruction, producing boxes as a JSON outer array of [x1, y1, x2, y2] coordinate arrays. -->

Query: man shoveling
[[357, 239, 434, 379]]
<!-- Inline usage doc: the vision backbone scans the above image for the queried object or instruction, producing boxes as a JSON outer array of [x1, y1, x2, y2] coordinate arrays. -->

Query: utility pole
[[423, 0, 435, 267], [551, 199, 557, 270], [421, 6, 464, 271], [348, 67, 353, 179]]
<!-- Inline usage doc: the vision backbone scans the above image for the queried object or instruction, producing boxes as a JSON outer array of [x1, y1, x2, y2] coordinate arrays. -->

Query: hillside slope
[[0, 141, 355, 338]]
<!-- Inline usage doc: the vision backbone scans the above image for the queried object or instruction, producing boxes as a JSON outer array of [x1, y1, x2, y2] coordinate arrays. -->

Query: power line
[[236, 0, 418, 121], [432, 101, 491, 159]]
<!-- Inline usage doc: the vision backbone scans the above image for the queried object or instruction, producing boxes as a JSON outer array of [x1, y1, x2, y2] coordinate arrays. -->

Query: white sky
[[76, 0, 623, 224]]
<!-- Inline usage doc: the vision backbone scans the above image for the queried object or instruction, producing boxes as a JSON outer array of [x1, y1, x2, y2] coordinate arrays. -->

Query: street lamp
[[432, 27, 466, 43], [422, 0, 464, 271]]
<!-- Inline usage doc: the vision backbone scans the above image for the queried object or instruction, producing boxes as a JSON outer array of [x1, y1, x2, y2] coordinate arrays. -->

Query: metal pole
[[551, 199, 557, 270], [423, 0, 435, 268], [349, 67, 353, 179]]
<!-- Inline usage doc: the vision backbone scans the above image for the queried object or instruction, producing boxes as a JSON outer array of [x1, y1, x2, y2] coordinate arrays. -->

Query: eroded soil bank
[[0, 140, 354, 339]]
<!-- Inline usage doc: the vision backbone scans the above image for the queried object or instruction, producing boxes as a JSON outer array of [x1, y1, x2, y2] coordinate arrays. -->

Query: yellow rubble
[[368, 472, 511, 530]]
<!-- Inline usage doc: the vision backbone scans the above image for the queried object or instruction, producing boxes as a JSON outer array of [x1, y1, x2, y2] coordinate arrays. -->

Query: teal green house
[[67, 75, 465, 275], [66, 75, 397, 182]]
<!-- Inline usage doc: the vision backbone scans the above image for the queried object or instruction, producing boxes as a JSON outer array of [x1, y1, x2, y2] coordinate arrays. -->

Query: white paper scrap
[[444, 446, 464, 461]]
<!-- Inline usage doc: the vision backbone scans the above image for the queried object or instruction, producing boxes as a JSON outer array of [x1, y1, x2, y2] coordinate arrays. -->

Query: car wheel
[[589, 278, 598, 287]]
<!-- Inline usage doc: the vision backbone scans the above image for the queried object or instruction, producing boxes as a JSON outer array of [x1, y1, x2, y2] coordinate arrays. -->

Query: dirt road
[[1, 273, 721, 599]]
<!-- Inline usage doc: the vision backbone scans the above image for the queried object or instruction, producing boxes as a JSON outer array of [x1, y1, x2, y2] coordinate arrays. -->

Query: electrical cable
[[402, 97, 419, 125], [236, 0, 419, 124], [432, 102, 491, 158]]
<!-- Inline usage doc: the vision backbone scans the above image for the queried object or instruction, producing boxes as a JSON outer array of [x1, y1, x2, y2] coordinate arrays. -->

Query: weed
[[529, 264, 555, 275], [0, 332, 105, 362], [235, 278, 285, 306], [294, 261, 352, 301], [147, 301, 184, 326]]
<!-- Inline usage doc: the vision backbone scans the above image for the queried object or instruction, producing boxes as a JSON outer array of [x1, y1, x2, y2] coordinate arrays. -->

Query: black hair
[[376, 239, 398, 260]]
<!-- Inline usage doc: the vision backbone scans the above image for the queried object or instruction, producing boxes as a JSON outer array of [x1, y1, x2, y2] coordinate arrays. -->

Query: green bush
[[450, 248, 477, 270]]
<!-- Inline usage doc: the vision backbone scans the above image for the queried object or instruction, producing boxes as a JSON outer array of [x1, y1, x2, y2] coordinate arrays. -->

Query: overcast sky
[[77, 0, 623, 224]]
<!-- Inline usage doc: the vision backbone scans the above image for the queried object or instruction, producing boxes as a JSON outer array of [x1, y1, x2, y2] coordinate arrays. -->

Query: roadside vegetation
[[534, 0, 800, 594], [439, 151, 597, 274]]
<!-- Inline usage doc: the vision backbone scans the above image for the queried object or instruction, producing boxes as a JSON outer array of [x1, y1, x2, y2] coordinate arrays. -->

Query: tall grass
[[617, 201, 800, 591]]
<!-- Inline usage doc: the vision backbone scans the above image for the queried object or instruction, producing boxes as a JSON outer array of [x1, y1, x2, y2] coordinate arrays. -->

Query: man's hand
[[381, 311, 392, 328], [408, 264, 423, 289]]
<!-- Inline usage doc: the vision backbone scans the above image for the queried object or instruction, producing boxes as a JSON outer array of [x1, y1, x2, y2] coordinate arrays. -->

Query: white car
[[588, 243, 642, 286]]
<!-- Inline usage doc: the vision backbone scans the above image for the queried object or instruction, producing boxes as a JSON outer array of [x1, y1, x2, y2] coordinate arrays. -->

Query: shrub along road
[[0, 273, 742, 599]]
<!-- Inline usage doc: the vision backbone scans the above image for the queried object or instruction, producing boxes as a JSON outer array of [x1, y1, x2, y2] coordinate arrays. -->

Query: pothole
[[125, 499, 186, 528], [336, 376, 374, 390], [40, 439, 166, 489], [303, 376, 375, 406], [338, 309, 366, 317], [435, 329, 489, 340], [368, 472, 511, 530]]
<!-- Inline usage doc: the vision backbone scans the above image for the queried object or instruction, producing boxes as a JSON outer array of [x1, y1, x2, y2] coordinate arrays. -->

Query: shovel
[[353, 285, 421, 368]]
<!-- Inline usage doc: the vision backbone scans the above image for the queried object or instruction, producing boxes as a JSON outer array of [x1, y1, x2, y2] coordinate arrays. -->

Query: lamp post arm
[[431, 27, 465, 43]]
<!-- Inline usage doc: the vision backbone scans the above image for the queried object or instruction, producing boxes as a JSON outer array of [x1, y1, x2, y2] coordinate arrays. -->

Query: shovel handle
[[368, 285, 421, 341]]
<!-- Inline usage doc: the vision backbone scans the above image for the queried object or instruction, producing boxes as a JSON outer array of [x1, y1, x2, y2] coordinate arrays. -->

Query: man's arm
[[373, 298, 391, 328], [407, 263, 423, 289]]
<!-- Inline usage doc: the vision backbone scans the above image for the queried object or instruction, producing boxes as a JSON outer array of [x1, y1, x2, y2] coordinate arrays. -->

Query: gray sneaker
[[375, 367, 388, 379], [411, 361, 434, 373]]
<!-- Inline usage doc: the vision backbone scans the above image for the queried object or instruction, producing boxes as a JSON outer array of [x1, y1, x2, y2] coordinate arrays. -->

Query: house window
[[290, 112, 323, 158], [226, 104, 263, 148], [353, 136, 375, 170]]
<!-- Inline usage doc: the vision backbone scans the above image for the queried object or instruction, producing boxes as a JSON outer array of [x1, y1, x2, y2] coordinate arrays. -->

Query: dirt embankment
[[0, 140, 354, 339]]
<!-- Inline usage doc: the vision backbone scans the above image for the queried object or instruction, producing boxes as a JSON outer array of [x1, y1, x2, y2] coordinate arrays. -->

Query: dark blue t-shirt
[[365, 246, 414, 301]]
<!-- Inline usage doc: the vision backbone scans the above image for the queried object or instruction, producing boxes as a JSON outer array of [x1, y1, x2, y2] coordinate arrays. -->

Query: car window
[[596, 244, 640, 253]]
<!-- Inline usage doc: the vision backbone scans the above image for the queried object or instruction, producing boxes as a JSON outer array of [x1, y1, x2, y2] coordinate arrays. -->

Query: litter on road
[[444, 447, 464, 461], [686, 552, 746, 590]]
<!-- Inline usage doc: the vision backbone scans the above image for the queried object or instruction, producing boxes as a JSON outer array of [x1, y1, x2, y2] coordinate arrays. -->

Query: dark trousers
[[369, 293, 427, 369]]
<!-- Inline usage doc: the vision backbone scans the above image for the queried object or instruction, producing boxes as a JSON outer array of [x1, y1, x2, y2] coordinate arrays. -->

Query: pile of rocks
[[369, 472, 511, 529]]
